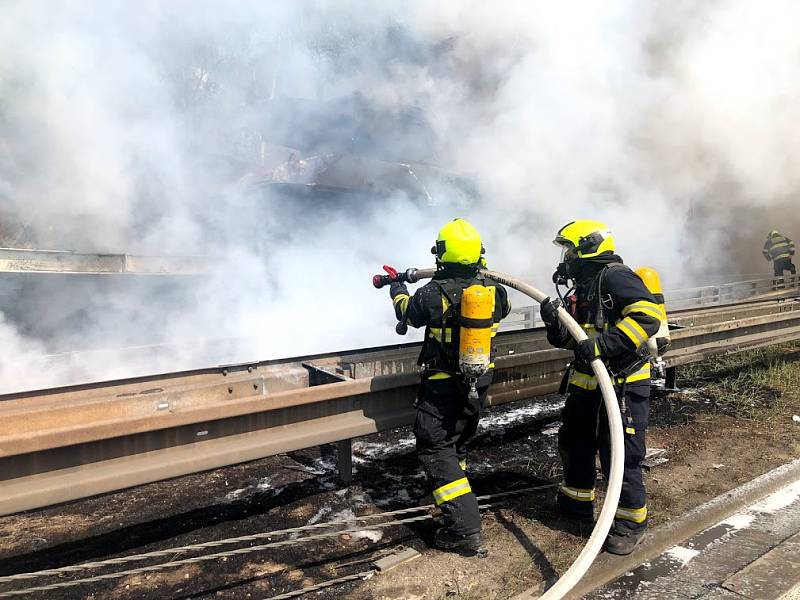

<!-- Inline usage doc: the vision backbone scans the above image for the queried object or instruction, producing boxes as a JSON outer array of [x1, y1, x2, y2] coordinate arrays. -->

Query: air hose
[[398, 267, 623, 600]]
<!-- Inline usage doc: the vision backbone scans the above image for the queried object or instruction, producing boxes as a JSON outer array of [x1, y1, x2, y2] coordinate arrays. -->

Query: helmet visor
[[559, 245, 577, 263]]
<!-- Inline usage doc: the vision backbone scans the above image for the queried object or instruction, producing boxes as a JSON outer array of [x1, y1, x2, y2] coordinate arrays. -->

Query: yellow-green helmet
[[554, 220, 615, 259], [433, 218, 484, 265]]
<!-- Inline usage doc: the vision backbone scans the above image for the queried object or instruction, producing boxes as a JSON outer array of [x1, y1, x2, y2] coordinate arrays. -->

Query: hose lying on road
[[407, 267, 624, 600]]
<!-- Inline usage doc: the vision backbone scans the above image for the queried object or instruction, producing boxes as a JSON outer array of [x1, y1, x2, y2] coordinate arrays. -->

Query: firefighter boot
[[434, 528, 487, 557], [604, 521, 646, 555]]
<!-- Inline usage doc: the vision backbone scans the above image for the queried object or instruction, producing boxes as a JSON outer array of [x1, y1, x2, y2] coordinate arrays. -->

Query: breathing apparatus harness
[[418, 267, 496, 403], [554, 261, 652, 382]]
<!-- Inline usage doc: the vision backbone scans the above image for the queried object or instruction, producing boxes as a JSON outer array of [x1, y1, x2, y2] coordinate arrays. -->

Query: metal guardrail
[[0, 248, 217, 275], [0, 294, 799, 517], [665, 275, 800, 310], [504, 275, 800, 330]]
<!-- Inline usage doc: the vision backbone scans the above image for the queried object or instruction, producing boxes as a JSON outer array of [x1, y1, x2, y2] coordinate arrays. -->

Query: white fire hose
[[405, 267, 623, 599]]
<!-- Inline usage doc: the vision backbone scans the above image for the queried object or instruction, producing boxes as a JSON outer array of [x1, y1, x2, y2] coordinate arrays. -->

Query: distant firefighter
[[383, 218, 511, 555], [763, 230, 796, 285]]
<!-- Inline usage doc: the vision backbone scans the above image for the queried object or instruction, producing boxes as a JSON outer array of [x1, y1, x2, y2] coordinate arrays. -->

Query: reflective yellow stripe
[[625, 427, 636, 434], [490, 322, 499, 338], [617, 317, 648, 347], [658, 304, 668, 320], [570, 362, 650, 388], [393, 294, 409, 312], [459, 459, 467, 471], [428, 327, 453, 343], [624, 362, 651, 384], [622, 301, 663, 321], [569, 371, 598, 390], [560, 486, 595, 502], [775, 252, 792, 260], [432, 477, 472, 505], [615, 505, 648, 524], [428, 372, 452, 380]]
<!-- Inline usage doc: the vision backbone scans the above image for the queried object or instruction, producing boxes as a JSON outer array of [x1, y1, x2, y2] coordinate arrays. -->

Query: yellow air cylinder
[[459, 284, 495, 379], [635, 267, 671, 354]]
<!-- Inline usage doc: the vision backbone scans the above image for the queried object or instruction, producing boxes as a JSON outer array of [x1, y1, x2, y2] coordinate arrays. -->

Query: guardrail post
[[665, 366, 678, 391], [337, 438, 353, 484]]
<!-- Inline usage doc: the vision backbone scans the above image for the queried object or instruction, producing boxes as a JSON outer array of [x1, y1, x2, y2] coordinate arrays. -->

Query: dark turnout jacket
[[390, 264, 511, 377], [545, 255, 661, 390]]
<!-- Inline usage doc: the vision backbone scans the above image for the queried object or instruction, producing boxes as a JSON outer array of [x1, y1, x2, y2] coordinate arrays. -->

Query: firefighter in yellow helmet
[[763, 230, 796, 287], [540, 220, 661, 555], [384, 218, 511, 555]]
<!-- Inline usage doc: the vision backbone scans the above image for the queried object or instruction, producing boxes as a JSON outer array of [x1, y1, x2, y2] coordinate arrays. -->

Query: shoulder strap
[[593, 263, 630, 327], [431, 279, 463, 314]]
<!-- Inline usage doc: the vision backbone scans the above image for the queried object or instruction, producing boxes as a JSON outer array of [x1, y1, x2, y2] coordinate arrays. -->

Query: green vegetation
[[679, 342, 800, 420]]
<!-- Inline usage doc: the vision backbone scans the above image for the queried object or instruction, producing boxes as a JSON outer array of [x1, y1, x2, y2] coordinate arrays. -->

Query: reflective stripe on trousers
[[560, 485, 595, 502], [432, 477, 472, 506], [615, 505, 648, 524]]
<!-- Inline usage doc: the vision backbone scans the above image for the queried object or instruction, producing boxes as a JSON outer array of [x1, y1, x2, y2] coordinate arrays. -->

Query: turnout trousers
[[774, 257, 797, 277], [557, 384, 650, 531], [414, 377, 486, 536]]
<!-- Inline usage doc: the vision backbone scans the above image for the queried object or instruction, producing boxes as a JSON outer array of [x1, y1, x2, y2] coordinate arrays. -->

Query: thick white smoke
[[1, 1, 799, 392]]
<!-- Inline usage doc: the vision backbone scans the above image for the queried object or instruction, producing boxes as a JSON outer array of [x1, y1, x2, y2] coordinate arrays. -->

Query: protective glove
[[575, 338, 602, 363], [539, 297, 561, 326], [390, 280, 409, 298]]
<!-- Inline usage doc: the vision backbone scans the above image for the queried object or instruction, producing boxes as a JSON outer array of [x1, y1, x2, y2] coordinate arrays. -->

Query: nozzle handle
[[372, 268, 419, 289]]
